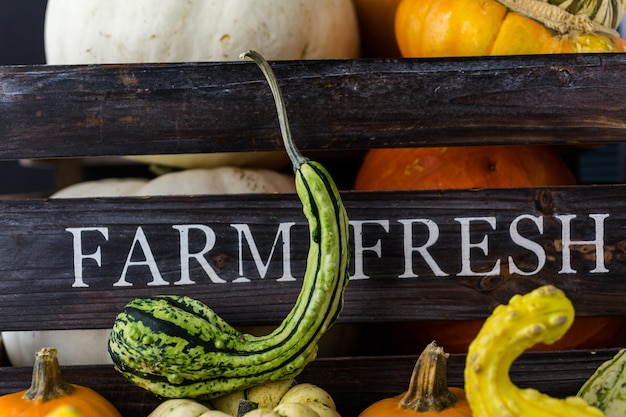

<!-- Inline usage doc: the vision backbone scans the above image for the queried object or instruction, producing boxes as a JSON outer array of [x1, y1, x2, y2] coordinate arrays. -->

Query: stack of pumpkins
[[352, 0, 626, 354], [4, 0, 626, 365], [1, 0, 363, 367]]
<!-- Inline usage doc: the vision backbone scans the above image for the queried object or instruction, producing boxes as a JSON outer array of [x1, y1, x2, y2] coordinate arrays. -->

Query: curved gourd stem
[[464, 285, 605, 417], [240, 50, 308, 171]]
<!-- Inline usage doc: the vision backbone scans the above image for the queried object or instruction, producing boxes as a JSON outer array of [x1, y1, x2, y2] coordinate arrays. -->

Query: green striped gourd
[[547, 0, 625, 29], [107, 50, 350, 399], [578, 348, 626, 416]]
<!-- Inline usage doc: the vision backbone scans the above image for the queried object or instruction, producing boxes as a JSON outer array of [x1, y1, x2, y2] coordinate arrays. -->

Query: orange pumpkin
[[386, 317, 626, 354], [359, 341, 471, 417], [354, 145, 577, 191], [394, 0, 626, 58], [354, 145, 626, 354], [352, 0, 403, 57], [0, 347, 122, 417]]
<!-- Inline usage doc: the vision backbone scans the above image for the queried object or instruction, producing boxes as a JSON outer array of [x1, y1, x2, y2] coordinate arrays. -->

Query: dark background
[[1, 1, 52, 194], [1, 1, 624, 195]]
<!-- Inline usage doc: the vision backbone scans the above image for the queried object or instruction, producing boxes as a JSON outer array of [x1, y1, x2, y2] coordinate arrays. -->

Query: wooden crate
[[0, 53, 625, 416]]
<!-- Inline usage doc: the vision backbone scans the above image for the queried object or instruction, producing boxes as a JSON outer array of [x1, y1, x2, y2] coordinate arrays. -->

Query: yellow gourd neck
[[465, 285, 605, 417]]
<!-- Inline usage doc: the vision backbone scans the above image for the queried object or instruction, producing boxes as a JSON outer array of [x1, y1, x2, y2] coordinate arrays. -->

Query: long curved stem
[[240, 50, 308, 171]]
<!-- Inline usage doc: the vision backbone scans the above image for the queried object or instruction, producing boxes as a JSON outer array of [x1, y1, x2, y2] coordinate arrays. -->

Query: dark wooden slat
[[1, 54, 626, 159], [0, 185, 625, 330], [0, 349, 616, 417]]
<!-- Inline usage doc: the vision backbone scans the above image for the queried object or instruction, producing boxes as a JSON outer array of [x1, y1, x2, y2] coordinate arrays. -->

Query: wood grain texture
[[0, 56, 624, 417], [1, 54, 626, 159], [0, 185, 624, 330]]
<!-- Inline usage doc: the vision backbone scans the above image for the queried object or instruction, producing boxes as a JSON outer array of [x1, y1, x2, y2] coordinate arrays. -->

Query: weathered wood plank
[[1, 54, 626, 160], [0, 185, 624, 330], [0, 350, 615, 417]]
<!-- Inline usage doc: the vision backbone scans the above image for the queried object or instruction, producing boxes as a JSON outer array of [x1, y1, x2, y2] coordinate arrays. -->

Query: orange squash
[[358, 341, 471, 417], [354, 145, 577, 191], [0, 347, 122, 417], [394, 0, 626, 58], [354, 145, 626, 354], [386, 317, 626, 354]]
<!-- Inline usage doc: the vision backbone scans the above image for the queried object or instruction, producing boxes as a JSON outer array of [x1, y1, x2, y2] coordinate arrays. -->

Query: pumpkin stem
[[23, 347, 75, 402], [496, 0, 620, 35], [399, 341, 458, 412], [240, 50, 309, 172]]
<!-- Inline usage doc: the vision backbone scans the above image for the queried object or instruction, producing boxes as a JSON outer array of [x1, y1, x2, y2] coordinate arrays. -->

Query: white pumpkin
[[43, 0, 360, 170], [44, 0, 360, 64], [52, 167, 297, 198], [1, 329, 114, 367]]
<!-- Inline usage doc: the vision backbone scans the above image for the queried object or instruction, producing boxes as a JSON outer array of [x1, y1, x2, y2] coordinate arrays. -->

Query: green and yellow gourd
[[107, 50, 350, 399], [578, 348, 626, 416]]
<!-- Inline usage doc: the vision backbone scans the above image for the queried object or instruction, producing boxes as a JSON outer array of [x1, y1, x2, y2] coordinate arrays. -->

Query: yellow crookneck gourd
[[465, 285, 605, 417]]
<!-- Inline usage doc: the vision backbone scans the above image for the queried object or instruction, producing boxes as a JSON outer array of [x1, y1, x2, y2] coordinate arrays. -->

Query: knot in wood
[[554, 67, 574, 87], [535, 189, 554, 214]]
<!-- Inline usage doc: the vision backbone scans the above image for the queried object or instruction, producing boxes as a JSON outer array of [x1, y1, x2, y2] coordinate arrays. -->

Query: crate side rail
[[1, 54, 626, 160]]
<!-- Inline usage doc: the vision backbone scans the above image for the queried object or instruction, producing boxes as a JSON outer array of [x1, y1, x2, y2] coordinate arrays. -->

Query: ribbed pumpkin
[[359, 341, 471, 417], [354, 145, 576, 190], [395, 0, 626, 57], [354, 145, 626, 354], [0, 347, 122, 417]]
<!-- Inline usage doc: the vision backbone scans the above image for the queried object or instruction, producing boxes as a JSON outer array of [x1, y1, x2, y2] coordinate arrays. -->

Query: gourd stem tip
[[240, 50, 308, 172]]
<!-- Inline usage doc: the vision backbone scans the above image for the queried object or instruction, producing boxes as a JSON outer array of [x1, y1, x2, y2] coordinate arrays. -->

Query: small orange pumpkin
[[394, 0, 626, 58], [0, 347, 122, 417], [354, 145, 577, 191], [359, 341, 471, 417]]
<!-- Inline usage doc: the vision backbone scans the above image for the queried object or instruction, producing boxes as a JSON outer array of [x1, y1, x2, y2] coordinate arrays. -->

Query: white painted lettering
[[349, 220, 390, 280], [398, 219, 448, 278], [66, 227, 109, 288], [115, 227, 168, 287], [456, 217, 500, 276], [231, 222, 296, 283], [508, 214, 546, 276], [557, 214, 609, 274], [172, 224, 226, 285]]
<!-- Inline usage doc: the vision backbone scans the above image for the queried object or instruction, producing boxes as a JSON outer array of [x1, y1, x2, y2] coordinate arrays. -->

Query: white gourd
[[44, 0, 360, 64], [51, 168, 297, 198], [43, 0, 360, 170], [149, 381, 341, 417]]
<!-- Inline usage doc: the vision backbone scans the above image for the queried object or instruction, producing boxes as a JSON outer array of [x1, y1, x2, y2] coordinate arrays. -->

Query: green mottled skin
[[109, 50, 350, 399], [578, 348, 626, 416]]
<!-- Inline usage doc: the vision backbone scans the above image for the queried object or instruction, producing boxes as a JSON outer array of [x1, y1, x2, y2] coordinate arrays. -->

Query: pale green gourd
[[578, 348, 626, 417]]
